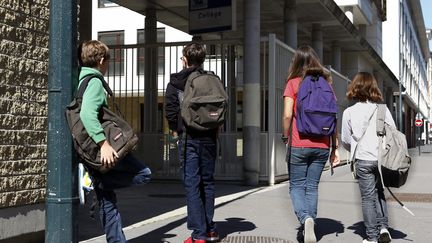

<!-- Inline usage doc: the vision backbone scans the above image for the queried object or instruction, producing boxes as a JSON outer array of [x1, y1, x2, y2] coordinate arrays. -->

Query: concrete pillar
[[243, 0, 261, 186], [344, 6, 354, 23], [386, 87, 394, 116], [358, 24, 367, 38], [331, 41, 341, 72], [284, 0, 297, 48], [78, 0, 92, 41], [144, 8, 158, 132], [311, 23, 323, 61]]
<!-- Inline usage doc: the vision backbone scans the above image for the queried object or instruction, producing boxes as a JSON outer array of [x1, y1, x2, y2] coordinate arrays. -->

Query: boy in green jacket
[[78, 40, 151, 243]]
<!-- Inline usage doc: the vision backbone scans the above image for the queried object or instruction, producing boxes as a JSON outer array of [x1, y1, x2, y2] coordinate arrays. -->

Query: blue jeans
[[355, 160, 388, 241], [90, 153, 151, 243], [178, 137, 217, 240], [288, 147, 329, 225]]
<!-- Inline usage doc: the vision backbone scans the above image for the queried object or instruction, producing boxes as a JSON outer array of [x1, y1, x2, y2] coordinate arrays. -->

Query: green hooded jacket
[[78, 67, 108, 144]]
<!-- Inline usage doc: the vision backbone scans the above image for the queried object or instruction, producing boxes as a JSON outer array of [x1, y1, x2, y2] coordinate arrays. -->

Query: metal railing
[[104, 36, 352, 182], [262, 34, 352, 185], [106, 40, 245, 180]]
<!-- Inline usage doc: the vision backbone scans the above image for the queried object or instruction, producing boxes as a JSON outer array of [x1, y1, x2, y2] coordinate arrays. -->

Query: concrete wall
[[92, 0, 191, 43], [0, 0, 49, 241], [382, 0, 400, 79]]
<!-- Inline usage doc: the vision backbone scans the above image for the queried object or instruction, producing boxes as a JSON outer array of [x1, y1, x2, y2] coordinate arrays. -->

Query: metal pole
[[268, 34, 276, 186], [243, 0, 261, 186], [418, 85, 421, 156], [144, 7, 158, 133], [46, 1, 78, 242], [398, 5, 403, 133], [399, 81, 403, 131]]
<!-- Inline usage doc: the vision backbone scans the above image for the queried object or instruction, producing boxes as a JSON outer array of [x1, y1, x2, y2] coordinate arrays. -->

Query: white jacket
[[341, 101, 396, 161]]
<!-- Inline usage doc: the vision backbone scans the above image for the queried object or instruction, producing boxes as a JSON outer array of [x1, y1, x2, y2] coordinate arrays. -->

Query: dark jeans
[[288, 147, 329, 225], [356, 159, 388, 241], [178, 137, 217, 240], [90, 153, 151, 243]]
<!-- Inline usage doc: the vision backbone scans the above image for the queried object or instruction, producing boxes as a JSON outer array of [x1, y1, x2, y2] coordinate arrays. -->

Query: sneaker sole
[[78, 163, 85, 205], [304, 218, 316, 243]]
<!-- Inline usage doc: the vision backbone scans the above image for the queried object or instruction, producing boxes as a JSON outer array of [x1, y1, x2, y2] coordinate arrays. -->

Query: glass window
[[98, 31, 125, 76], [98, 0, 118, 8], [137, 28, 165, 76]]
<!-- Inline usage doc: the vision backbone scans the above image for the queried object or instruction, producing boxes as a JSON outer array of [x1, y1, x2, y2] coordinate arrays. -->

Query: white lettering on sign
[[189, 1, 236, 35], [198, 10, 222, 20]]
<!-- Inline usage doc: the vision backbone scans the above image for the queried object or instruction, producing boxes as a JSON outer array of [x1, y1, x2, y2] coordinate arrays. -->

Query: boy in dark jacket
[[165, 42, 219, 243]]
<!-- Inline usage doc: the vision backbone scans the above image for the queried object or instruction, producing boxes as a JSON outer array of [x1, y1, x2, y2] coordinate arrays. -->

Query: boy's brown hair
[[78, 40, 110, 68], [182, 42, 206, 66], [346, 72, 383, 102]]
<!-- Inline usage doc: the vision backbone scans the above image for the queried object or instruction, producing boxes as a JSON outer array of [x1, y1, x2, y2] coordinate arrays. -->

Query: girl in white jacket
[[341, 72, 395, 243]]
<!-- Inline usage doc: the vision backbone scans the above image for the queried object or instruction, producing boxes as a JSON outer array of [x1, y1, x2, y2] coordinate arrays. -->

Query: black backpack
[[65, 74, 138, 173], [180, 70, 228, 131]]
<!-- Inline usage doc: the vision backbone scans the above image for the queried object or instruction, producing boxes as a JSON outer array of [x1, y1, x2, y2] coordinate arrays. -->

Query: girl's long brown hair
[[286, 45, 332, 83], [346, 72, 383, 102]]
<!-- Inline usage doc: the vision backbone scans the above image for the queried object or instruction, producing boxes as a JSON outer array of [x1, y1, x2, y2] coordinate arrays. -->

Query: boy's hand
[[99, 140, 119, 168], [169, 131, 179, 144]]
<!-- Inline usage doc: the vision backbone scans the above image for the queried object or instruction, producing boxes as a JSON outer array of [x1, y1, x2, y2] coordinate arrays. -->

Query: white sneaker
[[304, 218, 316, 243], [78, 163, 93, 204], [362, 239, 377, 243], [379, 228, 392, 242]]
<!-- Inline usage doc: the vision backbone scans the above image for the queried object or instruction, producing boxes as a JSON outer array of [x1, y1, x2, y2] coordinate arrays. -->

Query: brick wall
[[0, 0, 50, 208]]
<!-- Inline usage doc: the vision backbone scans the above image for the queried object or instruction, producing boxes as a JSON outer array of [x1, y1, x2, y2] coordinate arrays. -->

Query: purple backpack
[[296, 75, 338, 136]]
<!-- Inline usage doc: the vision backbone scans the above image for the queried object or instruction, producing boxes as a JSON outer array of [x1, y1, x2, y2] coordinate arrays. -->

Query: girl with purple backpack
[[282, 45, 340, 243]]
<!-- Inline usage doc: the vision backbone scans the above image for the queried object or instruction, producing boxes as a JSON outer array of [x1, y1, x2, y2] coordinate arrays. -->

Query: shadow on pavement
[[129, 216, 187, 243], [78, 181, 256, 241], [347, 221, 367, 240], [315, 218, 344, 241], [216, 217, 256, 239], [128, 217, 256, 243]]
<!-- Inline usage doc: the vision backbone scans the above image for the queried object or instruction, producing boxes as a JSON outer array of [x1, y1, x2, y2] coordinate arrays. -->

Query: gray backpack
[[376, 104, 411, 188], [181, 70, 228, 131]]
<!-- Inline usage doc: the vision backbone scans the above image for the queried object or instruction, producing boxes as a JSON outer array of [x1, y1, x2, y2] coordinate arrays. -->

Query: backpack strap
[[376, 104, 386, 136], [76, 74, 113, 98], [376, 104, 387, 190]]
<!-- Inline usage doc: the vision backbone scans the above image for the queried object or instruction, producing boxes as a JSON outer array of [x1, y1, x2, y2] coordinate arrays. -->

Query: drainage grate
[[220, 236, 292, 243], [387, 193, 432, 203]]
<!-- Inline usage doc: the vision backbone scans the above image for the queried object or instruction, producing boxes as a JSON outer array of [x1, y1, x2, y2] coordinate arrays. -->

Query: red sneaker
[[184, 237, 206, 243], [207, 231, 220, 242], [184, 237, 194, 243]]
